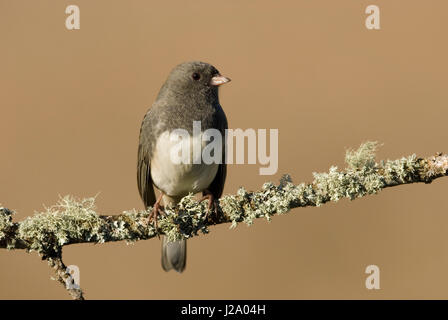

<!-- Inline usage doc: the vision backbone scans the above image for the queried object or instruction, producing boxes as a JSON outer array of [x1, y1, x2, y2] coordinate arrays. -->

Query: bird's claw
[[148, 195, 165, 239], [199, 193, 219, 223]]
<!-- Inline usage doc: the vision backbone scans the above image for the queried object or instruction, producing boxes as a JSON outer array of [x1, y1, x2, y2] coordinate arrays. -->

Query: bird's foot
[[199, 192, 219, 223], [148, 193, 165, 238]]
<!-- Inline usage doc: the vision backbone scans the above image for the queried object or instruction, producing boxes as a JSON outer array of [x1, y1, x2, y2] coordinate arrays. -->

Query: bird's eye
[[192, 72, 201, 81]]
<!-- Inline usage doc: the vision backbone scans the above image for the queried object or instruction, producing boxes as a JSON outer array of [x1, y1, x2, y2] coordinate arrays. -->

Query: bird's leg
[[199, 190, 219, 222], [149, 193, 165, 236]]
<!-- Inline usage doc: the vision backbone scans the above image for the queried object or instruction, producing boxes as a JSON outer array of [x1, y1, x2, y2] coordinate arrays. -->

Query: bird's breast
[[150, 131, 219, 197]]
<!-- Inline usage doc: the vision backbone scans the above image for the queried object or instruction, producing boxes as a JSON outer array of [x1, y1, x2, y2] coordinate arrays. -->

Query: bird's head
[[161, 61, 231, 99]]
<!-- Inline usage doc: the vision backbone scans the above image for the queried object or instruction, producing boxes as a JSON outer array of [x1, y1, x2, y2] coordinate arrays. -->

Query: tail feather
[[161, 236, 187, 273]]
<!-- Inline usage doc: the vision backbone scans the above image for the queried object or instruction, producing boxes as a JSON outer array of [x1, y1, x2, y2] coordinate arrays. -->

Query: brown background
[[1, 0, 448, 299]]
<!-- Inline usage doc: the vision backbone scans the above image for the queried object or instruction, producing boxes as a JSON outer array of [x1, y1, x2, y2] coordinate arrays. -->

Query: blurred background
[[1, 0, 447, 299]]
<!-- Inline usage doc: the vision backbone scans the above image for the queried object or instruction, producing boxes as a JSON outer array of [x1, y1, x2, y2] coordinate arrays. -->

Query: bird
[[137, 61, 230, 272]]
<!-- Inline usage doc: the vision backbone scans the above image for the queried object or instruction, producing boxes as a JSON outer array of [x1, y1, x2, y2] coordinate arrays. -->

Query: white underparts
[[150, 131, 219, 197]]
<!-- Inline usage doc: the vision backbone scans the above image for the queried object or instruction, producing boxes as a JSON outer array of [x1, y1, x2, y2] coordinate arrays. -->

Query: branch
[[1, 142, 447, 299]]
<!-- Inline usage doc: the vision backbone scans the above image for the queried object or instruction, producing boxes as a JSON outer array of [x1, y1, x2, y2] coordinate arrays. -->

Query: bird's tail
[[161, 237, 187, 273], [160, 193, 186, 273]]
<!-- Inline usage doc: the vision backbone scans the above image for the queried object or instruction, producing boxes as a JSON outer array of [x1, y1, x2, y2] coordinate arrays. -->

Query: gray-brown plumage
[[137, 61, 230, 272]]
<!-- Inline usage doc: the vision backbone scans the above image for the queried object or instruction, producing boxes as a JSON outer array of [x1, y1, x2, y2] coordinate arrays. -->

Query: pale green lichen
[[113, 208, 155, 243], [218, 141, 440, 228], [159, 194, 210, 242], [382, 154, 422, 184], [18, 196, 107, 255], [3, 141, 446, 252], [312, 166, 385, 204], [0, 206, 14, 241], [345, 141, 379, 171], [310, 142, 385, 205], [2, 141, 447, 301], [220, 181, 301, 228], [426, 153, 448, 178]]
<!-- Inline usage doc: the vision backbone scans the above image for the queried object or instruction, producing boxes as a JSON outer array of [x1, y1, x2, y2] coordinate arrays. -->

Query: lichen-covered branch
[[1, 142, 447, 299]]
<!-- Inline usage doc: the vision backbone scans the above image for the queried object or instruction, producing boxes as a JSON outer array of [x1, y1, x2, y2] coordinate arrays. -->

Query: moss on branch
[[1, 141, 447, 299]]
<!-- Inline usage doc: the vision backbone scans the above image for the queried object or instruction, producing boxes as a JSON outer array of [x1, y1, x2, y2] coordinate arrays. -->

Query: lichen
[[382, 154, 422, 184], [0, 206, 14, 241], [156, 194, 214, 242], [18, 195, 107, 255], [426, 153, 448, 178], [7, 141, 442, 253], [345, 141, 379, 171], [1, 142, 444, 253], [114, 208, 155, 243], [2, 140, 447, 300]]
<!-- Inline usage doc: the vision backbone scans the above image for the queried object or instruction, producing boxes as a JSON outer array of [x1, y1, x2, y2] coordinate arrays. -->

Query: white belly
[[150, 131, 219, 197]]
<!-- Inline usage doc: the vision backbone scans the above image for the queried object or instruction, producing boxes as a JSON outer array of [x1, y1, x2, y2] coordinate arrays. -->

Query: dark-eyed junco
[[137, 61, 230, 272]]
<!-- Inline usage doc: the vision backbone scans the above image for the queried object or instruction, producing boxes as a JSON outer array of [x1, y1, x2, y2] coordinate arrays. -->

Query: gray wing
[[137, 113, 156, 208], [205, 109, 228, 199]]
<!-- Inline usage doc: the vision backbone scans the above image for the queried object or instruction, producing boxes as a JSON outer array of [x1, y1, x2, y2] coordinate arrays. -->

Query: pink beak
[[210, 75, 231, 86]]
